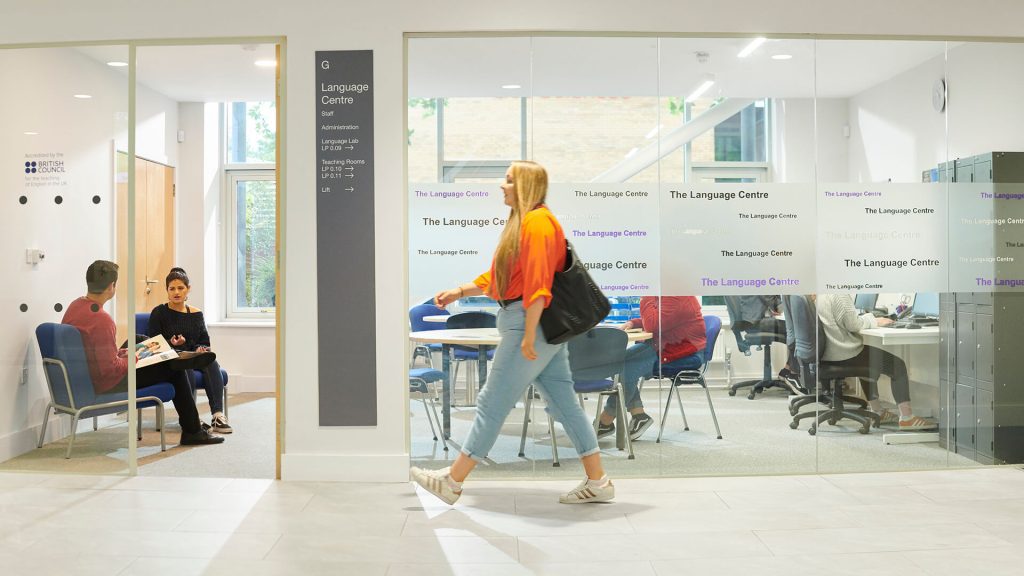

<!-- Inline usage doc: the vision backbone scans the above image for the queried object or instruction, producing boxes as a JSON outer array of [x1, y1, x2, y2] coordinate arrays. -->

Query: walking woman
[[411, 160, 613, 505]]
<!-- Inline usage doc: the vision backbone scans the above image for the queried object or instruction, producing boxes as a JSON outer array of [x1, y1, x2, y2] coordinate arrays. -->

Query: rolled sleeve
[[520, 214, 558, 309], [473, 270, 492, 294]]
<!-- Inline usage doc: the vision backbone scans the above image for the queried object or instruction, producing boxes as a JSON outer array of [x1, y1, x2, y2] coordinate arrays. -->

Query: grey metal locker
[[955, 383, 975, 453]]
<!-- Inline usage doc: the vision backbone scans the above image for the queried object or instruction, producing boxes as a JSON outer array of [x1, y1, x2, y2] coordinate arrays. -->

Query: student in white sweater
[[815, 293, 937, 431]]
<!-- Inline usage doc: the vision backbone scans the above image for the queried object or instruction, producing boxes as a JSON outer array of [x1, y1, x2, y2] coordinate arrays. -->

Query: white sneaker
[[410, 466, 462, 505], [559, 476, 615, 504]]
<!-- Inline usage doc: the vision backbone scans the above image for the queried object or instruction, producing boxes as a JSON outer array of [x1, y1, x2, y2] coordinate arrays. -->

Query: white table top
[[861, 326, 939, 346], [426, 313, 740, 327], [410, 327, 653, 346]]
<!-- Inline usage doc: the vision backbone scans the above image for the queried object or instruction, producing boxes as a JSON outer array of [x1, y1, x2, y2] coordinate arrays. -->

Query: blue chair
[[135, 313, 230, 417], [519, 327, 633, 465], [409, 368, 448, 451], [656, 315, 724, 442], [445, 311, 496, 405], [409, 302, 449, 367], [36, 323, 174, 458]]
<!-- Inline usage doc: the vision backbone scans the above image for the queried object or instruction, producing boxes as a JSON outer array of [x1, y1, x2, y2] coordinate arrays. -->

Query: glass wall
[[0, 41, 280, 480], [1, 45, 132, 475], [407, 35, 1024, 478]]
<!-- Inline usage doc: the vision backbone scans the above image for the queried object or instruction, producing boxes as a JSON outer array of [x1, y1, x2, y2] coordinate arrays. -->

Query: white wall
[[847, 54, 946, 182], [846, 42, 1024, 181], [946, 43, 1024, 160], [5, 0, 1024, 481], [0, 47, 178, 461]]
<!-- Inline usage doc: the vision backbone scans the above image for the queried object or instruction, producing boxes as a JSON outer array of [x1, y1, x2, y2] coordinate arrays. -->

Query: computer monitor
[[911, 292, 939, 318], [854, 293, 878, 312]]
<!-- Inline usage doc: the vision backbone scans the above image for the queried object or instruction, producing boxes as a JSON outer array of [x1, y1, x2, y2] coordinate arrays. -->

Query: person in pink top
[[61, 260, 224, 446], [598, 296, 706, 441]]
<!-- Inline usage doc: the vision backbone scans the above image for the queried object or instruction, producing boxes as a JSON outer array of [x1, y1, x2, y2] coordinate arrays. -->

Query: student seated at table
[[815, 293, 936, 430], [598, 296, 706, 441]]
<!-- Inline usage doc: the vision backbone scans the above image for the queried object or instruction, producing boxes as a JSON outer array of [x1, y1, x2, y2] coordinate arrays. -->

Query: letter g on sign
[[321, 60, 330, 69]]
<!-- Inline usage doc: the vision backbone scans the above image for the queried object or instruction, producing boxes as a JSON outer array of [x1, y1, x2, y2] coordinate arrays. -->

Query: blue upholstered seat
[[656, 315, 724, 442], [409, 367, 447, 449], [36, 322, 174, 458], [409, 302, 449, 366]]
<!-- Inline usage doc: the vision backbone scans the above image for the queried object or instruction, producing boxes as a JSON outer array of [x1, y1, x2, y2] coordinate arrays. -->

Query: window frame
[[224, 167, 276, 320]]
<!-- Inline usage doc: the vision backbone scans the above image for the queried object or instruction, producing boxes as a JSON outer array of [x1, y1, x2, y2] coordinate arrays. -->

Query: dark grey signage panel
[[316, 50, 376, 426]]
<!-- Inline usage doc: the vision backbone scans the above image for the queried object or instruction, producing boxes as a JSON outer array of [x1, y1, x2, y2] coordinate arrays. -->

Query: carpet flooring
[[0, 393, 276, 478], [411, 384, 979, 479]]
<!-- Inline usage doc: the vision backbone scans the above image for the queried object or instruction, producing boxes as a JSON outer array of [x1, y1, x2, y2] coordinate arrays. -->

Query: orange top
[[474, 205, 566, 309]]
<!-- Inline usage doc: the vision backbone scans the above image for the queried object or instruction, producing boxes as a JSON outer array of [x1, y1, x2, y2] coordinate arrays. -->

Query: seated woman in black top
[[149, 267, 233, 433]]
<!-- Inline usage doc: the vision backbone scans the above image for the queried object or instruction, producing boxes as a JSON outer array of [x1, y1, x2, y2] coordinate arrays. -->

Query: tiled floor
[[1, 466, 1022, 575]]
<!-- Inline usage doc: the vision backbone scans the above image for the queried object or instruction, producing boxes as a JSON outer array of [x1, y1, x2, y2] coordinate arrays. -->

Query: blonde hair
[[493, 161, 548, 296]]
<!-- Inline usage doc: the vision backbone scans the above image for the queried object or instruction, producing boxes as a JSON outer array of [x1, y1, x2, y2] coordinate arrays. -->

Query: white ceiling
[[409, 37, 948, 99], [75, 38, 947, 103], [77, 43, 277, 102]]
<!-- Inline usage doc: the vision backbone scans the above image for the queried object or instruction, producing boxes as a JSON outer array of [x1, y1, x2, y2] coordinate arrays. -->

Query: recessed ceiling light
[[254, 60, 277, 68], [737, 37, 766, 58], [73, 94, 92, 99], [771, 54, 793, 60], [501, 84, 521, 90], [23, 131, 38, 135], [106, 61, 128, 67]]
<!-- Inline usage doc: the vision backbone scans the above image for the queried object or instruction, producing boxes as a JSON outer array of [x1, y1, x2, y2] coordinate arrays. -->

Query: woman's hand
[[117, 348, 129, 359], [433, 288, 463, 309], [170, 334, 186, 347], [196, 345, 211, 352], [521, 331, 538, 360], [521, 298, 544, 360]]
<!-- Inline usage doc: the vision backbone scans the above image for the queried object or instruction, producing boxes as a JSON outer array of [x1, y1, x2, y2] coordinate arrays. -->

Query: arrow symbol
[[344, 174, 354, 179], [345, 187, 354, 192], [345, 145, 354, 150], [345, 166, 354, 171]]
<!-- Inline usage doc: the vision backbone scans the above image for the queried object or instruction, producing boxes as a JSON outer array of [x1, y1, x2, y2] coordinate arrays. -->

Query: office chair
[[724, 296, 794, 399], [786, 309, 869, 422], [785, 295, 880, 435]]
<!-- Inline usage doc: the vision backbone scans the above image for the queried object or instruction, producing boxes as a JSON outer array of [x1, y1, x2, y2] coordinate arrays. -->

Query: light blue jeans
[[460, 305, 600, 462]]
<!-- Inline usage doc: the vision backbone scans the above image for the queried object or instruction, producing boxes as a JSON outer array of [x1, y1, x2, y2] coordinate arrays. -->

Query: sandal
[[898, 415, 937, 431]]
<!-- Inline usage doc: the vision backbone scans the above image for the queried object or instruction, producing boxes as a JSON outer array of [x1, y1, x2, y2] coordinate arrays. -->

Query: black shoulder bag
[[540, 242, 611, 344]]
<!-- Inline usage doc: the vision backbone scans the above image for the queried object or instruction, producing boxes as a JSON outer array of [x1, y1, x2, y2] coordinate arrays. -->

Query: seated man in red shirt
[[599, 296, 706, 441], [61, 260, 224, 446]]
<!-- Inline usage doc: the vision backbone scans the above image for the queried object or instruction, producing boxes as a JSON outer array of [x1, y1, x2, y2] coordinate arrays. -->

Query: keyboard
[[891, 318, 939, 329]]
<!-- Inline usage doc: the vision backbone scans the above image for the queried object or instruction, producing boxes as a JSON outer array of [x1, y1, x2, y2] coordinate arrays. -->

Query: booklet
[[134, 334, 179, 368]]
